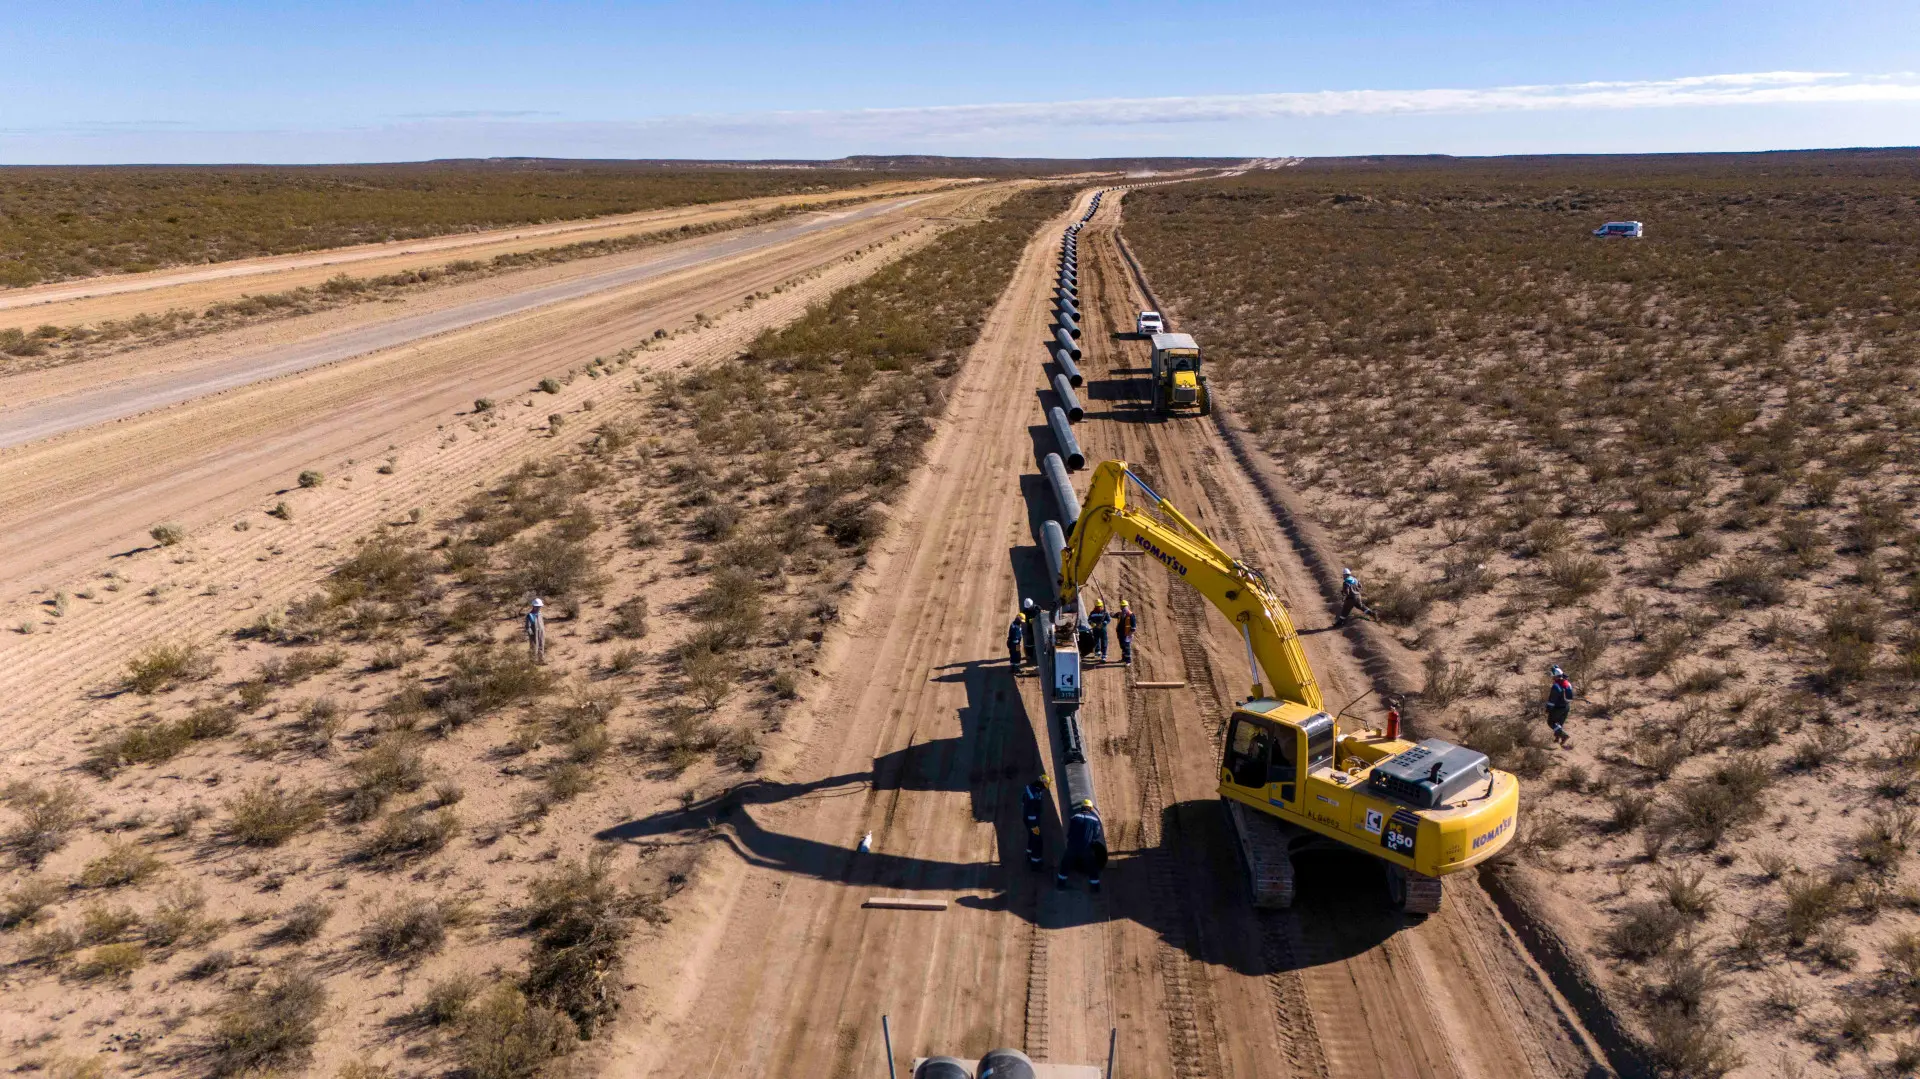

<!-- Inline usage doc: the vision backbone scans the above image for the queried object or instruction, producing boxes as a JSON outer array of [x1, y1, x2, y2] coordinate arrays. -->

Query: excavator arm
[[1059, 461, 1323, 712]]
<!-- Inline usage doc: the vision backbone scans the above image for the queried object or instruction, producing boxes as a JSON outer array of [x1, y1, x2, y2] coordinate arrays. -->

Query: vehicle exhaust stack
[[1047, 406, 1083, 470]]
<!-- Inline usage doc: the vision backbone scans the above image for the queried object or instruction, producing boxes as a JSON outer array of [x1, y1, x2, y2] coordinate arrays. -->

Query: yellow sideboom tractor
[[1148, 332, 1211, 416], [1059, 461, 1519, 913]]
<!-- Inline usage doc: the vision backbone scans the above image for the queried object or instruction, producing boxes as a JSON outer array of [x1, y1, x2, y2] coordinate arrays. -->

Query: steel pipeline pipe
[[978, 1049, 1038, 1079], [1042, 452, 1081, 524], [1053, 327, 1081, 361], [1048, 406, 1083, 469], [912, 1060, 971, 1079], [1053, 346, 1083, 386], [1052, 372, 1084, 421], [1056, 301, 1079, 325], [1041, 520, 1067, 597], [1056, 313, 1080, 339]]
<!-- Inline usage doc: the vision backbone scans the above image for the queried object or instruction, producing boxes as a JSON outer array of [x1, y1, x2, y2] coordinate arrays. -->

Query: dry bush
[[1458, 710, 1551, 779], [222, 780, 324, 846], [265, 899, 332, 946], [1644, 1005, 1741, 1078], [1670, 753, 1772, 847], [1420, 650, 1474, 707], [2, 782, 89, 865], [1652, 868, 1716, 918], [124, 640, 215, 694], [421, 971, 485, 1026], [76, 941, 145, 981], [1781, 876, 1845, 945], [203, 968, 327, 1077], [1607, 901, 1689, 961], [79, 840, 165, 889], [1544, 552, 1609, 601], [356, 808, 460, 863], [1787, 727, 1848, 772], [87, 702, 236, 774], [1605, 790, 1654, 834], [1854, 807, 1918, 874], [454, 984, 576, 1079], [149, 522, 187, 547], [341, 734, 427, 821], [2, 876, 64, 928], [425, 645, 557, 727], [297, 470, 324, 488], [608, 596, 650, 639], [357, 895, 457, 962], [521, 853, 657, 1034]]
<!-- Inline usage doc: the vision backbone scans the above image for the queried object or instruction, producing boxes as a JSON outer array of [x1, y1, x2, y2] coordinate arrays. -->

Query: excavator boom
[[1061, 461, 1321, 710], [1056, 460, 1519, 914]]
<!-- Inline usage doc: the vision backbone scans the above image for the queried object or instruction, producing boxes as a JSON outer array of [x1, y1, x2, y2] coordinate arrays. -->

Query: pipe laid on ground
[[1043, 452, 1081, 524], [1056, 300, 1079, 324], [1048, 406, 1084, 469], [1053, 346, 1083, 386], [1053, 327, 1081, 361], [1056, 312, 1080, 339], [1053, 372, 1084, 421], [1041, 520, 1067, 597]]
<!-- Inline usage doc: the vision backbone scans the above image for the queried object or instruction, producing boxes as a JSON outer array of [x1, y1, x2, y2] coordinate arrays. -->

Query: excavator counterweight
[[1058, 461, 1520, 914]]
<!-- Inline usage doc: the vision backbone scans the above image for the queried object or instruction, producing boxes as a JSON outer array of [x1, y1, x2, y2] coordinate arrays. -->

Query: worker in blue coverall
[[1020, 774, 1051, 870]]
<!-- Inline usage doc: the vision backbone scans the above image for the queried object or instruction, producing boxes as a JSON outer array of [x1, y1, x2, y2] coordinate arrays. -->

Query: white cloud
[[6, 71, 1919, 162]]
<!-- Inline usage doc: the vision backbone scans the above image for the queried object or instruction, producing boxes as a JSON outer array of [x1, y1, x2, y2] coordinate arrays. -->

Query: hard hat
[[1341, 568, 1353, 577], [1021, 598, 1035, 611], [1076, 798, 1094, 809], [1120, 599, 1130, 608], [1038, 774, 1051, 788], [1551, 665, 1565, 677], [531, 598, 544, 608], [1093, 600, 1105, 609]]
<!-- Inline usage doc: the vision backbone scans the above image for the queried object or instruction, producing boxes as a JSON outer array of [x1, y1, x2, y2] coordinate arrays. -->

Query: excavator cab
[[1221, 701, 1330, 809]]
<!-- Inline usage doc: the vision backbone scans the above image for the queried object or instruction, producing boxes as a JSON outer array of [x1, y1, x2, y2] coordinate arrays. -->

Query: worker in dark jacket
[[1087, 600, 1112, 662], [1020, 774, 1051, 870], [1115, 600, 1137, 665], [1007, 614, 1026, 672], [1336, 568, 1375, 624], [1076, 617, 1095, 657], [1546, 666, 1576, 747], [1020, 598, 1039, 667], [1057, 799, 1108, 892]]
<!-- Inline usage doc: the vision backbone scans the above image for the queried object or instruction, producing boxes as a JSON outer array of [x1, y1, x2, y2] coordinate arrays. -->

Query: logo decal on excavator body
[[1131, 535, 1188, 576]]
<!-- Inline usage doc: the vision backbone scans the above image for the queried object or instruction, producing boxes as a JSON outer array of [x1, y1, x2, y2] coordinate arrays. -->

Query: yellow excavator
[[1058, 461, 1519, 913]]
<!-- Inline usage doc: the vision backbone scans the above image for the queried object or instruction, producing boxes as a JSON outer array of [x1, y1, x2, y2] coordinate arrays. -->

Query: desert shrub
[[689, 566, 765, 645], [1605, 790, 1654, 834], [499, 534, 603, 599], [1644, 1006, 1741, 1078], [124, 640, 215, 694], [690, 503, 740, 541], [455, 985, 577, 1079], [474, 397, 495, 412], [341, 734, 427, 820], [538, 378, 561, 394], [79, 840, 165, 889], [608, 596, 650, 639], [1781, 876, 1845, 945], [204, 969, 327, 1077], [329, 534, 436, 604], [430, 645, 557, 724], [77, 941, 145, 980], [1653, 868, 1717, 918], [222, 780, 324, 846], [1855, 807, 1918, 873], [357, 808, 459, 863], [1545, 552, 1609, 600], [1607, 901, 1688, 960], [521, 853, 653, 1034], [1420, 651, 1474, 707], [297, 470, 324, 488], [1713, 557, 1785, 607], [87, 703, 237, 774], [266, 899, 332, 946], [1787, 727, 1848, 772], [1672, 753, 1772, 847], [422, 971, 485, 1026], [625, 520, 661, 549], [2, 782, 89, 865], [1, 876, 64, 928], [149, 522, 187, 547], [1369, 575, 1428, 625], [357, 896, 453, 961], [1459, 710, 1550, 778]]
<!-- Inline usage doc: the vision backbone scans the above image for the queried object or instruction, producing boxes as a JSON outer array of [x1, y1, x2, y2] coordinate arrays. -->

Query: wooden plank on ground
[[863, 897, 948, 911]]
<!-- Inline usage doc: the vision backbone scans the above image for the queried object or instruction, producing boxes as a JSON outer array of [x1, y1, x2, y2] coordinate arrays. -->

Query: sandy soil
[[0, 185, 1006, 1076], [600, 189, 1607, 1076], [0, 178, 970, 332], [0, 187, 992, 604]]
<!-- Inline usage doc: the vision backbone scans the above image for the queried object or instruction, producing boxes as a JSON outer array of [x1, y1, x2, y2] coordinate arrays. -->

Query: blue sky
[[3, 0, 1918, 163]]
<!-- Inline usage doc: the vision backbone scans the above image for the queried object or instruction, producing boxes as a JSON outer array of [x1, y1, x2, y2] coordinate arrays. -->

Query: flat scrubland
[[0, 162, 887, 289], [1125, 150, 1920, 1078], [0, 184, 1066, 1078]]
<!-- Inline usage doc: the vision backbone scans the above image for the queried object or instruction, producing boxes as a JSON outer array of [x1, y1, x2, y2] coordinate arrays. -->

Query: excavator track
[[1223, 799, 1296, 910], [1387, 864, 1446, 916]]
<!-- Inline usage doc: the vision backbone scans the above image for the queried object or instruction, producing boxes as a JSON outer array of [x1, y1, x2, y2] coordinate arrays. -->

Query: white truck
[[1135, 310, 1163, 335]]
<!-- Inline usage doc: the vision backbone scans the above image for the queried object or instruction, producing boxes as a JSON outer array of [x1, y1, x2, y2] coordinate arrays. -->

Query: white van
[[1592, 221, 1643, 238], [1136, 310, 1164, 335]]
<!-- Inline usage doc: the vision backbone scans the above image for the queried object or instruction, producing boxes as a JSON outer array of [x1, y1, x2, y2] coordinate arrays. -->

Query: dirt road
[[0, 187, 990, 602], [0, 178, 967, 331], [603, 191, 1604, 1075], [0, 195, 936, 449]]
